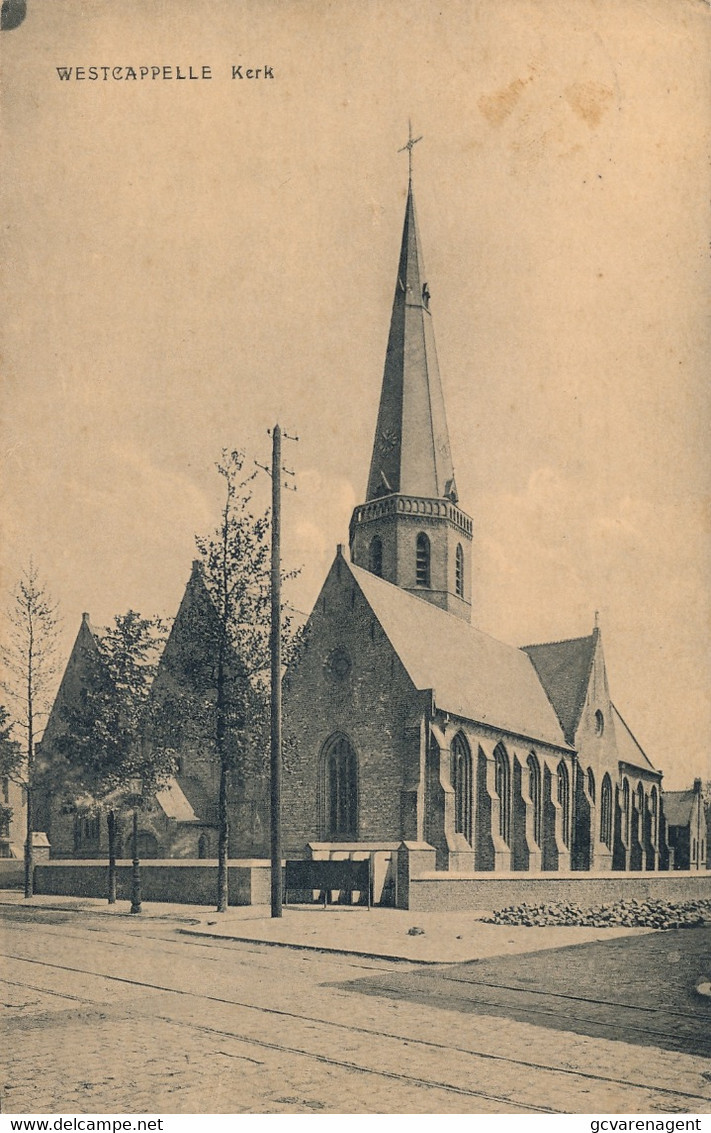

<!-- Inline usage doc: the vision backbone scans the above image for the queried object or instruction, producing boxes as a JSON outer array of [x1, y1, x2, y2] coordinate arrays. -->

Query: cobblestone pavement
[[340, 927, 711, 1058], [1, 904, 710, 1115]]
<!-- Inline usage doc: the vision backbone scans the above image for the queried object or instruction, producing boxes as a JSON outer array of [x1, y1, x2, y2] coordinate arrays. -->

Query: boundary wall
[[33, 859, 271, 906], [405, 870, 711, 911]]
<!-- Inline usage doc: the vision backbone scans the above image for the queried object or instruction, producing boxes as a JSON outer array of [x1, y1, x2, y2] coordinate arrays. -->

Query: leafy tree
[[54, 611, 171, 903], [1, 563, 59, 896], [156, 449, 301, 912]]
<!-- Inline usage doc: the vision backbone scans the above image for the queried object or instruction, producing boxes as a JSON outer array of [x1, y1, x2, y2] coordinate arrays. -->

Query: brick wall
[[405, 869, 711, 911], [282, 555, 424, 856], [34, 859, 271, 905]]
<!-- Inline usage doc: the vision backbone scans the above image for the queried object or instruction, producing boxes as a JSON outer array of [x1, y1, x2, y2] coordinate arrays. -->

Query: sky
[[2, 0, 710, 788]]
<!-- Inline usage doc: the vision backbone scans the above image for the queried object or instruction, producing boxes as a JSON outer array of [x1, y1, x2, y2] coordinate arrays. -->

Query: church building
[[282, 159, 664, 882]]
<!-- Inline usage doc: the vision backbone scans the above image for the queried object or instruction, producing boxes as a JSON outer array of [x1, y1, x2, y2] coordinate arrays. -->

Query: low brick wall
[[33, 859, 272, 906], [406, 870, 711, 911], [0, 859, 25, 888]]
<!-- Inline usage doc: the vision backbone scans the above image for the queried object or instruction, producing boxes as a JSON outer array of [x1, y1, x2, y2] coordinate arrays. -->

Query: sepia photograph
[[1, 0, 710, 1118]]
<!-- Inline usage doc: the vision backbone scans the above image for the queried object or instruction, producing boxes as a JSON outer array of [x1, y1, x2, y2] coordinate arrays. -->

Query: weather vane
[[398, 120, 423, 182]]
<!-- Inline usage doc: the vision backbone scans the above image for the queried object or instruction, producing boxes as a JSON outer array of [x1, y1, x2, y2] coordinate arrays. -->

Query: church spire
[[350, 136, 473, 622], [365, 139, 457, 504]]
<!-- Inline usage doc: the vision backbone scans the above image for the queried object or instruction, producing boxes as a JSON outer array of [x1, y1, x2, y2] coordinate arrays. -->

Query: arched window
[[451, 733, 472, 843], [527, 753, 542, 845], [198, 833, 209, 859], [557, 761, 570, 847], [600, 774, 612, 847], [494, 744, 511, 843], [622, 778, 630, 842], [415, 533, 430, 587], [455, 544, 464, 598], [650, 785, 658, 840], [324, 734, 358, 839], [587, 767, 596, 804], [369, 536, 383, 578]]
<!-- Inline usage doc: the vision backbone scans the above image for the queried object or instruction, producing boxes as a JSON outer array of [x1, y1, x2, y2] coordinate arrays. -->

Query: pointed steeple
[[350, 141, 473, 622], [366, 181, 457, 504]]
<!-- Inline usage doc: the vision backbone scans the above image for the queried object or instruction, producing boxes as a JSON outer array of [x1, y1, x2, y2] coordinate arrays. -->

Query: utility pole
[[270, 424, 283, 918]]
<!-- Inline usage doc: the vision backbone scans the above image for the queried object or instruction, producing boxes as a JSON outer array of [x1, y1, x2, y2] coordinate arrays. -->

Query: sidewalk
[[0, 889, 206, 923], [0, 890, 653, 964]]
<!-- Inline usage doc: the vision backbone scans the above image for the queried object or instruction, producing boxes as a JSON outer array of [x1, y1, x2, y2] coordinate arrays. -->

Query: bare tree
[[1, 563, 59, 897]]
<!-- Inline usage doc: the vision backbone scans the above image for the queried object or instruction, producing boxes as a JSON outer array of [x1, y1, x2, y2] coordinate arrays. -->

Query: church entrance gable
[[282, 553, 428, 853]]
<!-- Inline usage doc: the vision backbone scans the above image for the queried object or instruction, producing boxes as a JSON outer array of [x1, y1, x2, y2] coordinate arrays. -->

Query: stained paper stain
[[478, 77, 532, 127], [564, 82, 615, 127]]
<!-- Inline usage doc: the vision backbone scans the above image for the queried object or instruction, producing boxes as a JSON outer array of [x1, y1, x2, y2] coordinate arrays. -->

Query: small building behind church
[[38, 561, 269, 860], [662, 779, 706, 870]]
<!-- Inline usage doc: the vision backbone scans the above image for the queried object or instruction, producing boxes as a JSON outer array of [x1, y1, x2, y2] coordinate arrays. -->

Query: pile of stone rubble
[[483, 897, 711, 929]]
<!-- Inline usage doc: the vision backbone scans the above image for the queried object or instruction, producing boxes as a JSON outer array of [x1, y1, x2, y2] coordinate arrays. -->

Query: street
[[2, 903, 711, 1114]]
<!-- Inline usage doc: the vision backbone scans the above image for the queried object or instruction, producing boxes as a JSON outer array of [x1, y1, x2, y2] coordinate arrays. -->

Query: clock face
[[325, 646, 352, 680]]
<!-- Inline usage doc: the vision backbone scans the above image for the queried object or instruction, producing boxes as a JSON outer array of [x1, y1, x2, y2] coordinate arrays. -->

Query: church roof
[[155, 777, 199, 823], [348, 559, 570, 750], [612, 705, 658, 773], [522, 634, 596, 740], [662, 790, 695, 827], [365, 180, 457, 503]]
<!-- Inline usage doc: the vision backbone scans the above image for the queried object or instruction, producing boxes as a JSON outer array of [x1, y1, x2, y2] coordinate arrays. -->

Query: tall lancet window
[[415, 533, 430, 587], [600, 774, 613, 848], [494, 744, 511, 843], [323, 734, 358, 839], [369, 536, 383, 578], [527, 753, 542, 845], [557, 761, 570, 848], [650, 785, 658, 842], [451, 733, 472, 843], [622, 779, 630, 842], [455, 544, 464, 598]]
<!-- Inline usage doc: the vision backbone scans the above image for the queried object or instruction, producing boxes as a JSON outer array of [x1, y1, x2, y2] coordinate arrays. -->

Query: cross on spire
[[398, 120, 423, 183]]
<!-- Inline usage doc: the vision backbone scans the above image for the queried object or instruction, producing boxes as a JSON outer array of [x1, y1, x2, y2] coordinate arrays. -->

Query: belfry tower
[[349, 132, 473, 621]]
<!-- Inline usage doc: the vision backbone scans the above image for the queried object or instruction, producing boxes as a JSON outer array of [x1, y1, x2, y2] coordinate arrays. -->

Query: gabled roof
[[151, 560, 250, 700], [662, 790, 695, 827], [176, 774, 218, 824], [522, 634, 596, 741], [348, 559, 569, 750], [42, 615, 109, 746], [365, 181, 457, 503], [612, 705, 658, 773], [155, 777, 199, 823]]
